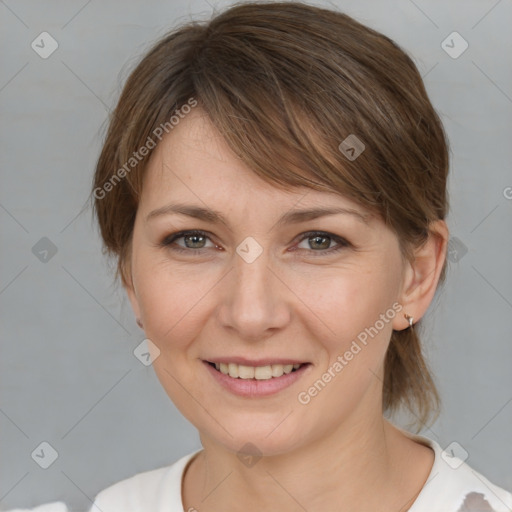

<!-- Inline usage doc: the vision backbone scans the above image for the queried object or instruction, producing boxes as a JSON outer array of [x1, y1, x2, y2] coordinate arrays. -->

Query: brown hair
[[92, 1, 449, 427]]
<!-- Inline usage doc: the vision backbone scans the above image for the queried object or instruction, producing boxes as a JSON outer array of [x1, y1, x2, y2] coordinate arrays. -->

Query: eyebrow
[[145, 202, 371, 227]]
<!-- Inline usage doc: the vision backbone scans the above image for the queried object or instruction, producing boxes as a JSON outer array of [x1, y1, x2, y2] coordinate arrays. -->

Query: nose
[[216, 247, 291, 342]]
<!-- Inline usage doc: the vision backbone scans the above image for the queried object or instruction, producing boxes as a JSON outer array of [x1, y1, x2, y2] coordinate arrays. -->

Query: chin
[[195, 410, 314, 458], [221, 430, 306, 458]]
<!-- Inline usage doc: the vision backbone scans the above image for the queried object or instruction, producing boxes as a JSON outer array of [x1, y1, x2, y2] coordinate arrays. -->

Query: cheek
[[133, 254, 214, 350], [132, 256, 214, 414], [290, 261, 402, 427], [290, 258, 402, 357]]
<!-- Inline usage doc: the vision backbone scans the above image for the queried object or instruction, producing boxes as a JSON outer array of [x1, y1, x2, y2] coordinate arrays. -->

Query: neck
[[183, 407, 433, 511]]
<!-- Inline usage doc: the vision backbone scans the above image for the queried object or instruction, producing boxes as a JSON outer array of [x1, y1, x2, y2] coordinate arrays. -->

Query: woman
[[87, 2, 512, 511]]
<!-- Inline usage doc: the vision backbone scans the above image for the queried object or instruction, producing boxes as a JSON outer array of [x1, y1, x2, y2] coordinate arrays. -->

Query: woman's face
[[126, 108, 411, 455]]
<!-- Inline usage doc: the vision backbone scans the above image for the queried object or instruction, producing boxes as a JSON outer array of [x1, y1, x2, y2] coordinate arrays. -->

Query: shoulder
[[88, 450, 201, 512], [4, 503, 68, 512], [408, 435, 512, 512]]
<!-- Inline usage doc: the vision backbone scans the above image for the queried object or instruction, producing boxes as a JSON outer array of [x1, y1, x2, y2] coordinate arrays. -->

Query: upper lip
[[204, 357, 309, 366]]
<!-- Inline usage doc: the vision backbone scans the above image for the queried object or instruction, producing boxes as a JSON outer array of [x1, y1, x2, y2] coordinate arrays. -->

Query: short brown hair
[[92, 1, 449, 427]]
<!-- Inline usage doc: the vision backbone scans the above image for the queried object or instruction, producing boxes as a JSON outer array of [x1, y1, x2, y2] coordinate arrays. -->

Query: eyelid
[[160, 230, 219, 251], [159, 229, 352, 256], [293, 231, 351, 251]]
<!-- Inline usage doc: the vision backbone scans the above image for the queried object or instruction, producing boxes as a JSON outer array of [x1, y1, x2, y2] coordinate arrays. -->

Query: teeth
[[228, 363, 239, 378], [254, 366, 272, 380], [238, 365, 255, 379], [212, 362, 303, 380], [271, 364, 283, 377]]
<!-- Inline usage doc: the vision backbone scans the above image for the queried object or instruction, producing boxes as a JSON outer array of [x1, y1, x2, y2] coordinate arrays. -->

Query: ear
[[392, 220, 449, 331]]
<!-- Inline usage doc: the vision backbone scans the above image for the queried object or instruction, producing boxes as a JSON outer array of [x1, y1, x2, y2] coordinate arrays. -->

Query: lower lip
[[203, 361, 311, 397]]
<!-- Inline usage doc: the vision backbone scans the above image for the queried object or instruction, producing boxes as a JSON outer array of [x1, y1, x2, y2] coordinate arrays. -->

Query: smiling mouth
[[206, 361, 308, 380]]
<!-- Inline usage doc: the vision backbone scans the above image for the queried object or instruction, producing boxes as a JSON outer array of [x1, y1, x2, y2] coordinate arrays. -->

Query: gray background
[[1, 0, 511, 510]]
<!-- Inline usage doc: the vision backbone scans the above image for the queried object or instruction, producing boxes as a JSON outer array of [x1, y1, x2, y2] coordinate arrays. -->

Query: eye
[[160, 230, 218, 254], [294, 231, 350, 255], [159, 229, 351, 256]]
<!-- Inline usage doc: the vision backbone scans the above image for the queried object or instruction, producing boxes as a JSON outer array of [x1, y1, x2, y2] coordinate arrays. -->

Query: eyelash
[[159, 230, 351, 257]]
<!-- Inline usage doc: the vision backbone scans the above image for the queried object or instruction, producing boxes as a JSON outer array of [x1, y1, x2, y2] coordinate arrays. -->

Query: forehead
[[140, 107, 369, 217]]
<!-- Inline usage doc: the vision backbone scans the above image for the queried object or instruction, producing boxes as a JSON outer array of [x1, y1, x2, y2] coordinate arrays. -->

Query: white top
[[4, 505, 68, 512], [6, 436, 511, 512], [86, 435, 512, 512]]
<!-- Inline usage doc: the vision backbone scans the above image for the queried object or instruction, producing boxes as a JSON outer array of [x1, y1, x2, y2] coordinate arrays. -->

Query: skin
[[125, 108, 449, 511]]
